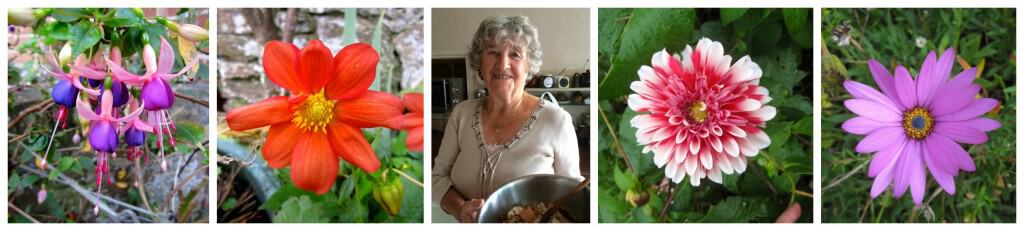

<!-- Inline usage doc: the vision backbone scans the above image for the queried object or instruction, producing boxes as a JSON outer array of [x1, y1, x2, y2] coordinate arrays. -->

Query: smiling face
[[480, 38, 530, 103]]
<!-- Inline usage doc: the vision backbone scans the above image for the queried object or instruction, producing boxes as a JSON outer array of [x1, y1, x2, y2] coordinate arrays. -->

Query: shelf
[[525, 87, 591, 92]]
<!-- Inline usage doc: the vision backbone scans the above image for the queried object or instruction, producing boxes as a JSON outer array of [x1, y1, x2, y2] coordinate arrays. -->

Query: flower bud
[[8, 8, 37, 26], [37, 185, 47, 204], [58, 42, 73, 67], [178, 24, 209, 42], [626, 188, 649, 207], [156, 17, 179, 32], [131, 8, 145, 19], [372, 172, 404, 216]]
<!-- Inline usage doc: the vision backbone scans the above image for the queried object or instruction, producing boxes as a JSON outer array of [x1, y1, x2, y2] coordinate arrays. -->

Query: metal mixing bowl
[[477, 174, 589, 223]]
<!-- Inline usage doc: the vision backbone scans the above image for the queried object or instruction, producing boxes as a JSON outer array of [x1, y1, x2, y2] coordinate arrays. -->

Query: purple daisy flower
[[842, 48, 1000, 205]]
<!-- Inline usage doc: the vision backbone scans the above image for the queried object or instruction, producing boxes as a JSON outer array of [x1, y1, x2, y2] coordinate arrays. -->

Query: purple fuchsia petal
[[125, 127, 146, 147], [142, 78, 175, 110], [51, 79, 79, 108], [842, 117, 899, 135], [111, 81, 129, 107], [88, 121, 118, 153]]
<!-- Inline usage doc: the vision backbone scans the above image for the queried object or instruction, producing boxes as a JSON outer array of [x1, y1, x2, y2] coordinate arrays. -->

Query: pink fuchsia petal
[[893, 65, 918, 109], [868, 59, 904, 111], [844, 80, 901, 110], [843, 116, 900, 135], [844, 99, 901, 122], [156, 37, 176, 74], [868, 135, 906, 177], [929, 84, 980, 116], [936, 98, 998, 122], [934, 122, 989, 144], [856, 127, 904, 153]]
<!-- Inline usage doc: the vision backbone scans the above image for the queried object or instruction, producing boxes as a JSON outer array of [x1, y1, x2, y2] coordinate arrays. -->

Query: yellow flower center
[[689, 101, 708, 123], [902, 107, 934, 140], [292, 90, 336, 133]]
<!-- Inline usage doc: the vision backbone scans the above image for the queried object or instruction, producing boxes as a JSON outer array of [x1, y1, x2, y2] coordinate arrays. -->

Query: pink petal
[[929, 85, 980, 116], [870, 163, 896, 198], [856, 127, 904, 153], [934, 123, 988, 144], [923, 135, 958, 176], [916, 50, 945, 107], [908, 142, 926, 204], [891, 140, 918, 198], [922, 138, 957, 195], [894, 66, 918, 108], [944, 68, 978, 90], [959, 117, 1000, 132], [868, 137, 905, 177], [931, 133, 976, 172], [843, 116, 900, 135], [844, 99, 901, 122], [936, 98, 998, 122], [157, 37, 176, 74], [844, 80, 901, 111], [868, 59, 904, 110]]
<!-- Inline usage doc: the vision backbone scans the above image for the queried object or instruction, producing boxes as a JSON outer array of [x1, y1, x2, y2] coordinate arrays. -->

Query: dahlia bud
[[58, 42, 73, 67], [372, 172, 404, 216], [625, 189, 649, 207], [178, 24, 209, 42], [8, 8, 37, 26]]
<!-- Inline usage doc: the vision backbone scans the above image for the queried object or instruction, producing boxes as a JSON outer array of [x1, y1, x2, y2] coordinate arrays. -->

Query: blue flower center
[[902, 107, 934, 140], [911, 116, 927, 129]]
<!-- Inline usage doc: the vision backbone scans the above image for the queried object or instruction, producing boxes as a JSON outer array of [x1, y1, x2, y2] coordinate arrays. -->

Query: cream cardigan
[[431, 98, 583, 205]]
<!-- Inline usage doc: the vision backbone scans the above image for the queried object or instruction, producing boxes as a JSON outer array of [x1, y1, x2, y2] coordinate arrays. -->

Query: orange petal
[[335, 90, 403, 129], [262, 123, 302, 168], [401, 113, 423, 131], [298, 40, 333, 91], [403, 93, 424, 113], [290, 132, 338, 194], [406, 126, 424, 152], [326, 43, 378, 100], [225, 96, 294, 131], [263, 41, 308, 94], [327, 122, 381, 172]]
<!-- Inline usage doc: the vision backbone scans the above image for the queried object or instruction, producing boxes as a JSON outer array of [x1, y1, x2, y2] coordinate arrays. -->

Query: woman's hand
[[457, 198, 485, 223]]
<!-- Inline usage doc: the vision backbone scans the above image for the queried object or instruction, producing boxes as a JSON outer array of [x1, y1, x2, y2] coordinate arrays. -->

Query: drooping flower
[[401, 93, 424, 152], [123, 98, 154, 162], [628, 38, 775, 186], [226, 40, 403, 194], [75, 83, 145, 213], [842, 48, 999, 205], [106, 36, 199, 171]]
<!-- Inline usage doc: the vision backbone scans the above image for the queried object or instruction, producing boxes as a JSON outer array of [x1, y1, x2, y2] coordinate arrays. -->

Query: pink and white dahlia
[[628, 38, 776, 186], [842, 48, 999, 204]]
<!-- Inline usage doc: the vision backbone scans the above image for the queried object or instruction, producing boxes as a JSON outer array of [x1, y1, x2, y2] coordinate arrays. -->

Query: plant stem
[[598, 106, 633, 173]]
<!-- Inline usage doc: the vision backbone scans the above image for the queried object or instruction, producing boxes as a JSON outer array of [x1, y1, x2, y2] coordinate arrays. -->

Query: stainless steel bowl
[[477, 174, 589, 223]]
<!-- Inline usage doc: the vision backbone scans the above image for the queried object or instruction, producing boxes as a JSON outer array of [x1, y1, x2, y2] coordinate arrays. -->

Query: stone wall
[[217, 8, 424, 110]]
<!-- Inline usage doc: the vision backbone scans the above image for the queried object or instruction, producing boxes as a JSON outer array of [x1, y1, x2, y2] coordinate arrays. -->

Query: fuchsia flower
[[105, 36, 199, 171], [628, 38, 775, 186], [75, 84, 145, 213], [842, 48, 1000, 204]]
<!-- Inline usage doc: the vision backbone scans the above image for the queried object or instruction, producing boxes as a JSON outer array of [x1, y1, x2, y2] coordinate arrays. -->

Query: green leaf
[[102, 8, 144, 27], [720, 8, 748, 26], [70, 20, 102, 59], [613, 166, 636, 191], [220, 197, 238, 211], [173, 121, 207, 145], [274, 196, 329, 223], [57, 156, 76, 172], [598, 8, 633, 69], [600, 9, 696, 100], [343, 8, 358, 45], [51, 8, 88, 22], [782, 9, 812, 49], [259, 184, 322, 212], [702, 197, 768, 222]]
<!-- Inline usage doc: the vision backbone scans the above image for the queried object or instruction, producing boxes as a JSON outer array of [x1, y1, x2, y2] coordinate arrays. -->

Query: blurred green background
[[598, 8, 812, 223], [821, 8, 1016, 223]]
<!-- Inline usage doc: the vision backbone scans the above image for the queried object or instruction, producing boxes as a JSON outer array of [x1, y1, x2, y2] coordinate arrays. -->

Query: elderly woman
[[432, 15, 583, 223]]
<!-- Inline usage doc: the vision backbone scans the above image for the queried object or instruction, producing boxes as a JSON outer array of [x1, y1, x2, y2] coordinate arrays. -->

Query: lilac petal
[[929, 84, 980, 116], [844, 80, 901, 110], [868, 59, 904, 110], [112, 80, 129, 107], [934, 48, 957, 84], [959, 117, 1000, 132], [922, 142, 957, 195], [923, 135, 957, 176], [88, 121, 118, 153], [868, 138, 905, 177], [894, 66, 918, 108], [936, 98, 997, 122], [844, 99, 901, 122], [932, 133, 976, 172], [125, 127, 147, 147], [934, 123, 988, 144], [51, 79, 79, 108], [870, 164, 895, 198], [916, 51, 941, 107], [843, 117, 900, 135], [891, 140, 917, 198], [908, 143, 926, 205], [944, 68, 978, 90], [142, 78, 175, 110], [856, 127, 904, 153]]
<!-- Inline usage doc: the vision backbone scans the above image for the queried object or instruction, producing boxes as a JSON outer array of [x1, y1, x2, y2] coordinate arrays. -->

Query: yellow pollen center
[[690, 101, 708, 123], [292, 91, 336, 133], [902, 107, 934, 140]]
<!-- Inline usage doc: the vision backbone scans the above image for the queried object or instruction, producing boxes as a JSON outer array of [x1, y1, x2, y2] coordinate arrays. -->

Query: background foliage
[[821, 8, 1016, 223], [597, 8, 812, 223]]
